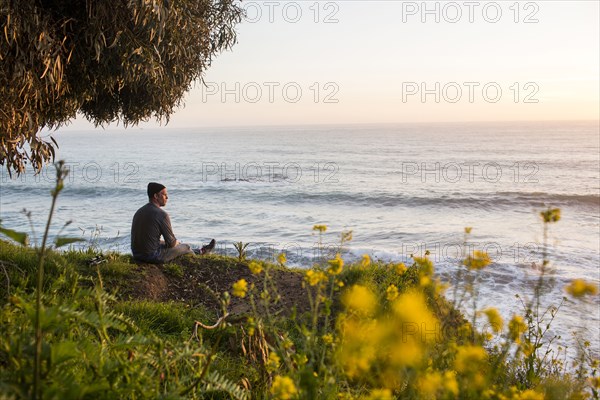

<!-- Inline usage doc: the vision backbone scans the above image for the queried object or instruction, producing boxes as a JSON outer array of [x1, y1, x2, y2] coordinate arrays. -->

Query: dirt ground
[[116, 254, 310, 317]]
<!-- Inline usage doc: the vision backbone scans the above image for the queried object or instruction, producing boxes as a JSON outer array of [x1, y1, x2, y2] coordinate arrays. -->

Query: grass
[[0, 231, 598, 399]]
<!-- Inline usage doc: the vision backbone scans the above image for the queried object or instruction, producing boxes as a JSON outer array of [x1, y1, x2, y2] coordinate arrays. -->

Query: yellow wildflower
[[281, 337, 293, 349], [337, 319, 380, 377], [588, 376, 600, 390], [361, 388, 392, 400], [361, 254, 371, 268], [322, 334, 334, 345], [231, 279, 248, 298], [386, 284, 399, 301], [482, 307, 504, 333], [266, 352, 280, 372], [247, 317, 256, 336], [313, 224, 327, 233], [305, 269, 327, 286], [454, 345, 487, 374], [343, 285, 376, 316], [508, 315, 527, 343], [514, 389, 545, 400], [444, 371, 459, 396], [341, 230, 353, 243], [465, 227, 472, 234], [390, 338, 424, 368], [520, 340, 535, 357], [394, 262, 407, 275], [293, 353, 308, 366], [248, 261, 263, 275], [413, 256, 434, 276], [420, 276, 432, 287], [540, 208, 561, 223], [277, 253, 287, 265], [270, 375, 297, 400], [463, 250, 491, 270], [327, 253, 344, 275], [392, 291, 439, 341], [565, 279, 598, 298], [418, 371, 443, 398]]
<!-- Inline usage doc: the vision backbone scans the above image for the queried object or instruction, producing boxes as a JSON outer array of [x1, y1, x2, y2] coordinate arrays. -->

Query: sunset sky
[[64, 0, 599, 130]]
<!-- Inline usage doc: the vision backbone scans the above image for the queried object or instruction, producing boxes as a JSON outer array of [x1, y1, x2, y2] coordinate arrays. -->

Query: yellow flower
[[482, 307, 504, 333], [327, 253, 344, 275], [247, 316, 256, 336], [508, 315, 527, 343], [394, 262, 407, 275], [266, 352, 281, 372], [413, 256, 434, 276], [386, 284, 399, 301], [341, 230, 353, 243], [248, 261, 263, 275], [565, 279, 598, 298], [231, 279, 248, 298], [465, 227, 472, 234], [337, 318, 381, 377], [343, 285, 376, 316], [322, 334, 334, 345], [270, 375, 297, 399], [520, 341, 535, 357], [540, 208, 561, 223], [361, 254, 371, 268], [418, 372, 443, 398], [420, 276, 432, 287], [454, 345, 487, 374], [514, 389, 545, 400], [361, 388, 392, 400], [305, 269, 327, 286], [443, 371, 459, 396], [313, 224, 327, 233], [463, 250, 491, 270], [392, 291, 438, 338], [277, 253, 287, 265], [293, 353, 308, 366]]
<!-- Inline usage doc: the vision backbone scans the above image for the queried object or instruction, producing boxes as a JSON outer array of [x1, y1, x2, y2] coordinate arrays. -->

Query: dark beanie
[[147, 182, 166, 198]]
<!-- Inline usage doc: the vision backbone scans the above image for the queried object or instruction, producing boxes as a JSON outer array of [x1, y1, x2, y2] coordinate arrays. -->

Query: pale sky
[[63, 0, 599, 130]]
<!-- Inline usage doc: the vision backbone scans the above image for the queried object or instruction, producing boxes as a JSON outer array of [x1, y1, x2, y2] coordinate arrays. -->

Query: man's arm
[[160, 213, 178, 248]]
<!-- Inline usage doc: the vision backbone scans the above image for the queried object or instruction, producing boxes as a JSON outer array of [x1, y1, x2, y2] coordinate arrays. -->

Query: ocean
[[1, 121, 599, 357]]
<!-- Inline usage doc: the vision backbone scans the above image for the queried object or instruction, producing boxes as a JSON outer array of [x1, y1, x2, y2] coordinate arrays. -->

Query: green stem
[[33, 179, 61, 399], [33, 161, 66, 399]]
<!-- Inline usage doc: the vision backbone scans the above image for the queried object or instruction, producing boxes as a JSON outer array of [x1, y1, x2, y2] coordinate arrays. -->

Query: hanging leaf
[[0, 225, 29, 246], [54, 236, 85, 248]]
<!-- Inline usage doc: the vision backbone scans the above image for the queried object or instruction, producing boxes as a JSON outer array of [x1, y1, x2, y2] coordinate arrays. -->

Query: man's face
[[154, 188, 168, 207]]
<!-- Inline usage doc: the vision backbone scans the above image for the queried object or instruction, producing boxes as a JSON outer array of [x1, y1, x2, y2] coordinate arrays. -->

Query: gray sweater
[[131, 203, 177, 260]]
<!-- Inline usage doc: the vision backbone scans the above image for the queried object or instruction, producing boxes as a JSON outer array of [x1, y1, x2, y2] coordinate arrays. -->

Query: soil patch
[[114, 255, 310, 317]]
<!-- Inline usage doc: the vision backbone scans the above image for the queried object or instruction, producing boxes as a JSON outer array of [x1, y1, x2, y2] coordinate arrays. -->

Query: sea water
[[1, 121, 598, 358]]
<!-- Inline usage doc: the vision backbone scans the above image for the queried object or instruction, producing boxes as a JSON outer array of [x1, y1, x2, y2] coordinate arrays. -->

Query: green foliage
[[113, 300, 210, 338], [233, 241, 250, 261], [0, 278, 247, 399], [164, 262, 184, 278], [53, 236, 85, 248], [0, 0, 244, 175], [0, 222, 29, 246], [1, 199, 598, 399]]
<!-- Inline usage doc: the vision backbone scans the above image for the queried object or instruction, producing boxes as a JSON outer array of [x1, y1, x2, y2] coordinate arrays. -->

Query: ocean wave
[[3, 179, 597, 212], [494, 191, 600, 207], [243, 190, 600, 210]]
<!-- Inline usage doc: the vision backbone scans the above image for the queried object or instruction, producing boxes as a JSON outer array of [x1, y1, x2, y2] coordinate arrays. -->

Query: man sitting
[[131, 182, 215, 263]]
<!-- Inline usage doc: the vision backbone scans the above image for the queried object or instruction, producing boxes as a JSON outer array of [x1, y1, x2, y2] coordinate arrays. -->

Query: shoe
[[200, 239, 216, 255]]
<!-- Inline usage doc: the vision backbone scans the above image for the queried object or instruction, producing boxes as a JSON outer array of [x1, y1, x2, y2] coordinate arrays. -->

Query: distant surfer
[[131, 182, 215, 263]]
